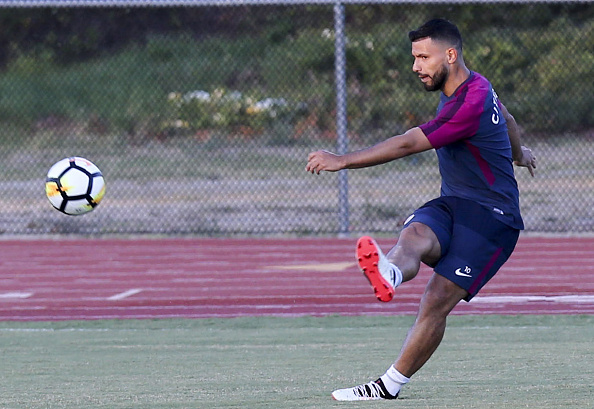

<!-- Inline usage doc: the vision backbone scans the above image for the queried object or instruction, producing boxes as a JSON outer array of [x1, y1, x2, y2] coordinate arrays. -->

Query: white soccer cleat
[[331, 379, 398, 401]]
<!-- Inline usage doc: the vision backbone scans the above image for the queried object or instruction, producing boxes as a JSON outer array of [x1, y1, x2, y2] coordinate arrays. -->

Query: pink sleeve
[[419, 87, 484, 149]]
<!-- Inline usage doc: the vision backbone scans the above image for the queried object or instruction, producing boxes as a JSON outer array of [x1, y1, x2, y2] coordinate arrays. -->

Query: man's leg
[[356, 222, 441, 302], [333, 223, 452, 401], [334, 200, 518, 400], [334, 221, 462, 401], [387, 221, 442, 282], [394, 273, 468, 377], [381, 223, 464, 389], [332, 272, 467, 401]]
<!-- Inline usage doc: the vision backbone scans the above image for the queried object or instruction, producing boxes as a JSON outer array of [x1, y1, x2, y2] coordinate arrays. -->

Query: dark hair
[[408, 19, 463, 51]]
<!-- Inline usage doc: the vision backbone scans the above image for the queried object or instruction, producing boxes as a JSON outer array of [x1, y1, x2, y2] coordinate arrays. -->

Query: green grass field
[[1, 315, 592, 408]]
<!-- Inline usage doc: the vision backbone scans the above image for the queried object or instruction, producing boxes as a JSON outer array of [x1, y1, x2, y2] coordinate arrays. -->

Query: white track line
[[0, 292, 33, 299], [472, 295, 594, 304], [107, 289, 143, 301]]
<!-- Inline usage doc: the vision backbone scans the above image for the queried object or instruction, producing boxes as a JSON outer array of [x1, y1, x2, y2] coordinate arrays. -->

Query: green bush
[[0, 4, 591, 144]]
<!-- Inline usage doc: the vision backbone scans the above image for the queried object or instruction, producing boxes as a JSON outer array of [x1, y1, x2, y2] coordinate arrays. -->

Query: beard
[[423, 64, 448, 92]]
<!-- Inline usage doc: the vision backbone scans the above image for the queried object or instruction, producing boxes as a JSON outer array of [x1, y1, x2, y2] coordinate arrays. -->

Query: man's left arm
[[500, 103, 536, 177]]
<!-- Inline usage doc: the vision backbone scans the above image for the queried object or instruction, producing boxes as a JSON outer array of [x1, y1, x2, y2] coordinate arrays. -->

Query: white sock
[[377, 251, 403, 288], [380, 365, 410, 397]]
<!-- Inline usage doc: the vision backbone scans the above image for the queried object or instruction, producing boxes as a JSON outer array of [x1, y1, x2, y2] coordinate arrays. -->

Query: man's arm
[[306, 127, 432, 174], [500, 103, 536, 177]]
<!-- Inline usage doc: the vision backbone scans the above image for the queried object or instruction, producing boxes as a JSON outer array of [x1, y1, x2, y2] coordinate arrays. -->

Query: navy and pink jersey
[[419, 71, 524, 229]]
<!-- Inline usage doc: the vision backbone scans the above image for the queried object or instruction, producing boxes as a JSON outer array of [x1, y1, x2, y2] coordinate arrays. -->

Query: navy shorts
[[403, 196, 520, 301]]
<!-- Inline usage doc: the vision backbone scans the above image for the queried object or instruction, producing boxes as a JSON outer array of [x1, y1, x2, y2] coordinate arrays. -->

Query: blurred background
[[0, 1, 592, 236]]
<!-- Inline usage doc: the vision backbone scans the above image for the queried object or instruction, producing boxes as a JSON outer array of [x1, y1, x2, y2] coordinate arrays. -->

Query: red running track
[[0, 236, 593, 321]]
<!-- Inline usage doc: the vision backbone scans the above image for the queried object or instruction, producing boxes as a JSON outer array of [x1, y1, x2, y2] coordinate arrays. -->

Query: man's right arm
[[500, 103, 536, 177]]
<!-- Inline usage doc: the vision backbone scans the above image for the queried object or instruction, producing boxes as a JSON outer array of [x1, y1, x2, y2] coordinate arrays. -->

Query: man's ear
[[446, 47, 458, 64]]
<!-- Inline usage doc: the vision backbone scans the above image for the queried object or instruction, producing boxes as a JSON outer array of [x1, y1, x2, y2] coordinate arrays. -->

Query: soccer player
[[306, 19, 536, 400]]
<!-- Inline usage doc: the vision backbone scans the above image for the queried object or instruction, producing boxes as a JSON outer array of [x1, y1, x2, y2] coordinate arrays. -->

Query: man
[[305, 19, 536, 401]]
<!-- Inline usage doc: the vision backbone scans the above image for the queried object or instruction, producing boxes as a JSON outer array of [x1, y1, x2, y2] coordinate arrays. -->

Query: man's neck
[[442, 65, 471, 97]]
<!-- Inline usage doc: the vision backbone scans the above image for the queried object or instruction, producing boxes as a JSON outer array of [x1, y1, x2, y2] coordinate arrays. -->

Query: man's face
[[411, 37, 450, 92]]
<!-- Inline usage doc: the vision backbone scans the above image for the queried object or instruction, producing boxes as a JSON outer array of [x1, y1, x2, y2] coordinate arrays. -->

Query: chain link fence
[[0, 1, 592, 236]]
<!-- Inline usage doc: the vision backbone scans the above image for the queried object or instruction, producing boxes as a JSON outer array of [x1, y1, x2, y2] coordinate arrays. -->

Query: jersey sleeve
[[419, 86, 484, 149]]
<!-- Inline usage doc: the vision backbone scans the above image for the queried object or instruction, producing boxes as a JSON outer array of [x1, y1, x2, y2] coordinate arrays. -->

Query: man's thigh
[[432, 198, 520, 301], [403, 197, 520, 301]]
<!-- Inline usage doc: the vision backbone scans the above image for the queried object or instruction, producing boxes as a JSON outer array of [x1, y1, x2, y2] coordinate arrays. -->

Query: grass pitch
[[0, 315, 592, 409]]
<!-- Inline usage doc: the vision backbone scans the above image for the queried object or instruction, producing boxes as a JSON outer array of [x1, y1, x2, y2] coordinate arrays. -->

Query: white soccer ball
[[45, 157, 106, 215]]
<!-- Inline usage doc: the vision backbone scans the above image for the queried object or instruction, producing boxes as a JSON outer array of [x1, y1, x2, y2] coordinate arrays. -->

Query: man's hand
[[306, 150, 345, 174], [514, 145, 536, 177]]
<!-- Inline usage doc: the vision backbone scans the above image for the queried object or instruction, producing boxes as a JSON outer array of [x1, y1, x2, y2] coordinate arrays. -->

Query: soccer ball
[[45, 157, 106, 215]]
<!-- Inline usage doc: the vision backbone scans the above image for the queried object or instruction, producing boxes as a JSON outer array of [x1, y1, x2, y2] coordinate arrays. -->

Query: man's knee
[[396, 222, 441, 266]]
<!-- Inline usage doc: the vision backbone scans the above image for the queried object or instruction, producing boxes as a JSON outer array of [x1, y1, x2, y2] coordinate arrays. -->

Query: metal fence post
[[334, 1, 350, 236]]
